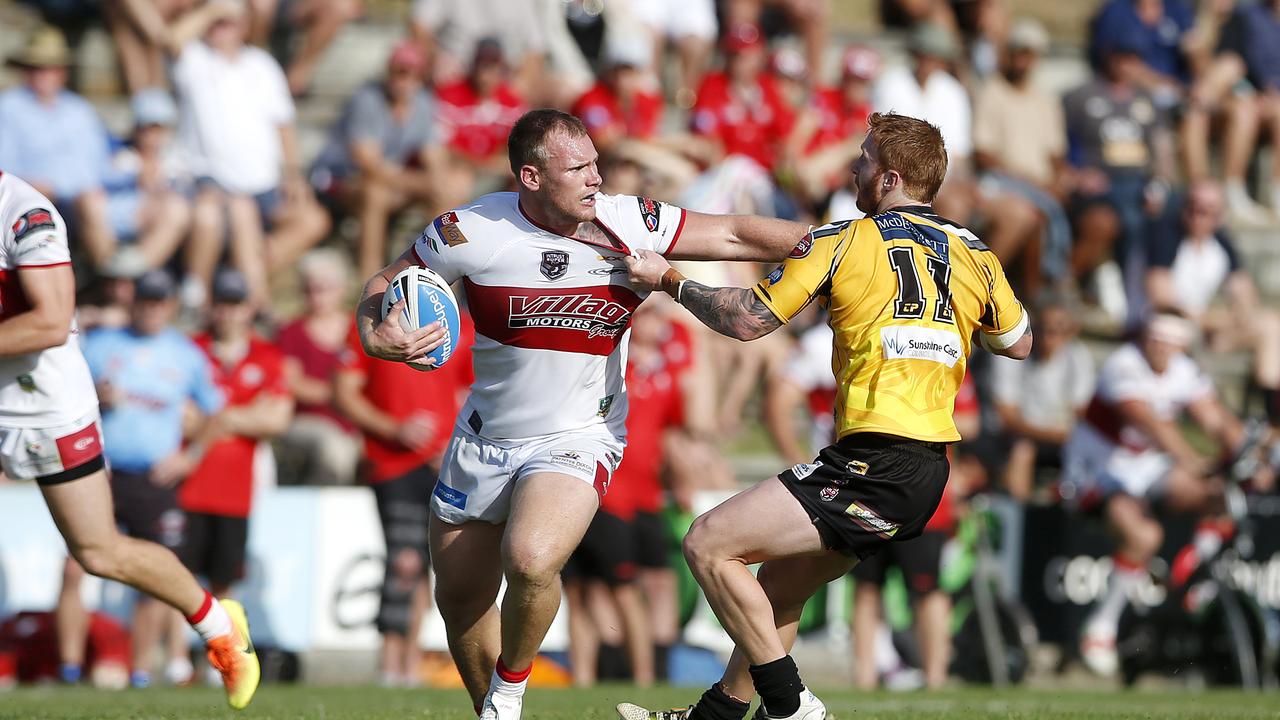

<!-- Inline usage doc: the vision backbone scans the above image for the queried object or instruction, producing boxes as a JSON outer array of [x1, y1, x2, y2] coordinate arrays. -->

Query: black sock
[[749, 656, 803, 718], [654, 643, 671, 682], [687, 683, 751, 720]]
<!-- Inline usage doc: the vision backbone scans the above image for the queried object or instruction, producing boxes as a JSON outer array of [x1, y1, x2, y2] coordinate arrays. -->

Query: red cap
[[841, 45, 881, 80], [388, 40, 427, 72], [723, 23, 764, 53]]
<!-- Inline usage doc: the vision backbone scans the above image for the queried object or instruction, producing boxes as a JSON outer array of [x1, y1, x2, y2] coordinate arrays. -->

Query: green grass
[[2, 685, 1279, 719]]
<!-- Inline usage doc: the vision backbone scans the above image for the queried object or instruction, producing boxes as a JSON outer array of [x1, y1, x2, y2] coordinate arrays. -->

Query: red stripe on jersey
[[16, 261, 70, 269], [412, 243, 429, 267], [463, 278, 642, 356], [0, 268, 31, 321], [664, 209, 687, 257]]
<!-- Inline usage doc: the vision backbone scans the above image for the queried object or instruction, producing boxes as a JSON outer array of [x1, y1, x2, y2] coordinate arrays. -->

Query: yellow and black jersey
[[754, 205, 1028, 443]]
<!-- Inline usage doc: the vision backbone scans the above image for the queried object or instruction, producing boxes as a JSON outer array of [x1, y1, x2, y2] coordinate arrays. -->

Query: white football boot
[[616, 704, 694, 720], [751, 688, 827, 720], [479, 690, 524, 720], [1079, 628, 1119, 677]]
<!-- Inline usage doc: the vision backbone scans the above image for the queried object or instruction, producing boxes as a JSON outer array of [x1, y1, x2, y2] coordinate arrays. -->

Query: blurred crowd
[[2, 0, 1280, 693]]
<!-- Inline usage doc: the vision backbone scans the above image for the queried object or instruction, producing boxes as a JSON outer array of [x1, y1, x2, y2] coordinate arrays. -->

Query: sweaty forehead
[[543, 131, 597, 168]]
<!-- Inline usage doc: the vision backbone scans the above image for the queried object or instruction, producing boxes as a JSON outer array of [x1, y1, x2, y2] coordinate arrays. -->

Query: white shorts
[[628, 0, 717, 40], [1064, 423, 1172, 501], [432, 425, 624, 525], [0, 410, 106, 483]]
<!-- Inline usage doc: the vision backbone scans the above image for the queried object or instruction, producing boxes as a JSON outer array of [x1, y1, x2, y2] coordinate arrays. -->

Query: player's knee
[[681, 517, 719, 573], [504, 546, 561, 588], [72, 544, 121, 581], [1123, 518, 1162, 560]]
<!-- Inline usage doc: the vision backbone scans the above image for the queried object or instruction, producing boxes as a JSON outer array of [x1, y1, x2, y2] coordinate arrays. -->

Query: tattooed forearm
[[679, 282, 782, 341]]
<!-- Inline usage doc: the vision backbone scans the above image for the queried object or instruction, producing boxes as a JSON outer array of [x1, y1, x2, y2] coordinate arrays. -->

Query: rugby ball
[[381, 266, 461, 371]]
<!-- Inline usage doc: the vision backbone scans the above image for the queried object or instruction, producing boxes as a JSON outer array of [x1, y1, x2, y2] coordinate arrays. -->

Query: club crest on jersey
[[540, 250, 569, 281], [789, 235, 813, 258], [637, 196, 661, 232], [11, 208, 55, 242], [820, 486, 840, 501], [434, 211, 468, 247]]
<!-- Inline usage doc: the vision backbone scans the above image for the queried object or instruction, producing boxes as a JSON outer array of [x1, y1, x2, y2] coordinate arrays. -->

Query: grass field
[[2, 685, 1278, 719]]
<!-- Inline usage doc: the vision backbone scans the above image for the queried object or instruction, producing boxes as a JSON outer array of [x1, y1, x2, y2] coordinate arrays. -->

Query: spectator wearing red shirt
[[690, 23, 797, 173], [434, 38, 527, 207], [275, 249, 361, 486], [572, 39, 663, 149], [793, 45, 879, 200], [178, 269, 294, 598], [333, 312, 474, 687]]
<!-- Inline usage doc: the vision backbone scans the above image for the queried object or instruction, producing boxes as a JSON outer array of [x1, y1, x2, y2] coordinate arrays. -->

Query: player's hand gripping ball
[[381, 266, 461, 371]]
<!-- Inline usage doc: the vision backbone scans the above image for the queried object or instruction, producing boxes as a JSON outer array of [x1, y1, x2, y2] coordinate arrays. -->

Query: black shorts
[[633, 510, 670, 570], [779, 433, 950, 560], [565, 510, 638, 586], [851, 528, 948, 597], [180, 512, 249, 589], [110, 470, 184, 549]]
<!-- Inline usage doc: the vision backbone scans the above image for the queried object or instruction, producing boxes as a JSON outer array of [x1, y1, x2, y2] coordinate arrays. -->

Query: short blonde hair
[[866, 112, 948, 202], [297, 247, 349, 287]]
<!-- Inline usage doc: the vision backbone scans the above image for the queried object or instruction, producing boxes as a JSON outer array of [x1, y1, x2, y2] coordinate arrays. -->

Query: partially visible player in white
[[357, 109, 808, 719], [1064, 312, 1245, 677], [0, 171, 259, 709]]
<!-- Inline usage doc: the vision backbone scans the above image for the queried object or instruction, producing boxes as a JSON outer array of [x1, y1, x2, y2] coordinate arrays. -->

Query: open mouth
[[581, 193, 597, 206]]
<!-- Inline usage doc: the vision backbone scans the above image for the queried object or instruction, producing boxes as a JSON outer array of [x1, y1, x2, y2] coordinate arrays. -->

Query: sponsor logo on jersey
[[820, 486, 840, 501], [790, 461, 821, 480], [434, 483, 469, 510], [845, 501, 900, 538], [597, 395, 615, 417], [540, 250, 570, 280], [11, 208, 55, 242], [637, 196, 662, 232], [788, 235, 813, 258], [766, 265, 784, 284], [846, 459, 869, 476], [880, 326, 962, 367], [508, 293, 631, 338], [434, 211, 469, 247], [550, 449, 595, 475], [589, 265, 629, 276]]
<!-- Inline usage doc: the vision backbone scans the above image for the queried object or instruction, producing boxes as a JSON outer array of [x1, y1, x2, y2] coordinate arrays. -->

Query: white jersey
[[1080, 343, 1212, 453], [782, 322, 836, 452], [0, 172, 98, 428], [413, 192, 686, 442]]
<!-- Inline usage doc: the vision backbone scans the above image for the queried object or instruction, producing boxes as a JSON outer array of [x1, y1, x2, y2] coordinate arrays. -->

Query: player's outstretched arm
[[668, 210, 809, 263], [627, 250, 781, 342], [355, 247, 446, 364], [0, 264, 74, 357]]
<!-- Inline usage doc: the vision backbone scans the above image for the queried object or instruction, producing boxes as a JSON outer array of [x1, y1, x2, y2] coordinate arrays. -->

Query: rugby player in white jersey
[[357, 109, 807, 718], [0, 171, 258, 709]]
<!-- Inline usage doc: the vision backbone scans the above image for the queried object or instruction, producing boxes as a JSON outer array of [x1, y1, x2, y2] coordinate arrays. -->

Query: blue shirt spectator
[[82, 325, 223, 473], [1090, 0, 1193, 84], [0, 86, 110, 201], [1218, 1, 1280, 93]]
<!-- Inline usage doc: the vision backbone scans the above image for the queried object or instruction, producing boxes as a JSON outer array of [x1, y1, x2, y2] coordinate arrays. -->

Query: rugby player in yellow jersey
[[616, 113, 1033, 720]]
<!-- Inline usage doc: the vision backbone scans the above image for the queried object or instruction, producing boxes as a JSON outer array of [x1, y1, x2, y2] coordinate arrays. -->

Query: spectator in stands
[[434, 38, 528, 206], [572, 36, 664, 152], [102, 89, 192, 275], [63, 269, 223, 688], [246, 0, 364, 96], [311, 41, 441, 280], [0, 27, 118, 269], [1183, 0, 1280, 223], [275, 249, 361, 486], [171, 267, 292, 681], [725, 0, 830, 94], [1089, 0, 1194, 107], [973, 18, 1069, 298], [764, 316, 836, 467], [169, 0, 330, 309], [1064, 31, 1177, 320], [791, 45, 878, 204], [333, 316, 473, 687], [621, 0, 717, 109], [691, 23, 798, 175], [872, 23, 973, 221], [1145, 181, 1280, 424], [410, 0, 546, 99], [101, 0, 192, 96], [990, 300, 1095, 501]]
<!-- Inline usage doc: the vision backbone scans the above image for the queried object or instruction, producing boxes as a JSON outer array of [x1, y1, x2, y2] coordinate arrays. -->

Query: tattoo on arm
[[680, 282, 782, 341]]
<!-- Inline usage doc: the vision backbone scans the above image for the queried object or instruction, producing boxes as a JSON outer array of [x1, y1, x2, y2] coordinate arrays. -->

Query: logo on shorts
[[551, 449, 595, 475], [433, 483, 468, 510], [24, 440, 43, 456], [73, 436, 96, 452], [790, 462, 821, 480], [819, 486, 840, 501], [844, 502, 900, 539], [16, 374, 36, 392], [540, 251, 570, 281], [846, 460, 869, 476], [597, 395, 615, 417]]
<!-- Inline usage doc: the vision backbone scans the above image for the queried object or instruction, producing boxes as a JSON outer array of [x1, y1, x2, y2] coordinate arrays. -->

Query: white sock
[[189, 595, 233, 642], [873, 624, 901, 675], [489, 661, 530, 700], [1087, 560, 1144, 637]]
